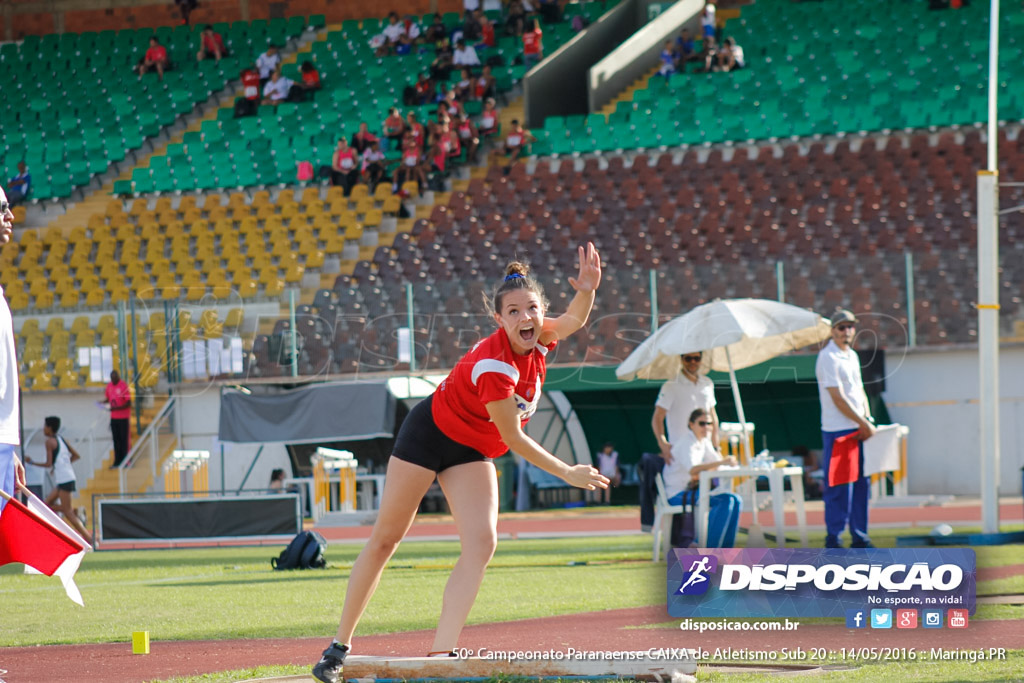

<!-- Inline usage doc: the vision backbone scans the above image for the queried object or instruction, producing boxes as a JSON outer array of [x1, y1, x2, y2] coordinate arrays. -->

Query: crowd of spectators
[[659, 3, 745, 77]]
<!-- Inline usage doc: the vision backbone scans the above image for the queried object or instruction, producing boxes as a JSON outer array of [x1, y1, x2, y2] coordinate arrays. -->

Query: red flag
[[828, 433, 861, 486], [0, 496, 85, 575]]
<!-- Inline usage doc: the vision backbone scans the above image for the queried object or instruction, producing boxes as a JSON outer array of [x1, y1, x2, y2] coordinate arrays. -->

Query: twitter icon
[[871, 609, 892, 629]]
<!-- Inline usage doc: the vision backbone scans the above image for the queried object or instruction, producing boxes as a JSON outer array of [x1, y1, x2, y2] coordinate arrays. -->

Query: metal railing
[[118, 396, 180, 495]]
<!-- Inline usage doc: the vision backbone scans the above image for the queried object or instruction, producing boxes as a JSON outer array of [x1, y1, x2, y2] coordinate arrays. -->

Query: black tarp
[[218, 382, 396, 445]]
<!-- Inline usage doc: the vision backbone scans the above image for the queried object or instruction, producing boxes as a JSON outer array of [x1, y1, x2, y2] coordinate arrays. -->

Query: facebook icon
[[846, 609, 867, 629]]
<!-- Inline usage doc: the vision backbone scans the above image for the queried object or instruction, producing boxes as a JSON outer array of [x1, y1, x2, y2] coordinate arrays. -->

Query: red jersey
[[431, 329, 555, 458], [480, 22, 495, 47], [302, 69, 321, 88], [202, 32, 225, 53], [522, 29, 542, 56], [146, 45, 168, 62], [106, 380, 132, 420], [242, 69, 260, 99]]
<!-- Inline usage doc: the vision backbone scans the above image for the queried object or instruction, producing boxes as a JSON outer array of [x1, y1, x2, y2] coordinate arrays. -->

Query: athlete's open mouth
[[519, 325, 535, 342]]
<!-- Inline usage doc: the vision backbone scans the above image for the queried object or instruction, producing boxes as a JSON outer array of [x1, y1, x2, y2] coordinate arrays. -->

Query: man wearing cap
[[639, 352, 719, 530], [815, 309, 876, 548]]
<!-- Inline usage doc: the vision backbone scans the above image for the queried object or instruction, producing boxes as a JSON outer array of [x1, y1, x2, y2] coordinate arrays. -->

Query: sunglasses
[[694, 421, 710, 426], [0, 201, 10, 214], [683, 355, 702, 363], [836, 324, 856, 332]]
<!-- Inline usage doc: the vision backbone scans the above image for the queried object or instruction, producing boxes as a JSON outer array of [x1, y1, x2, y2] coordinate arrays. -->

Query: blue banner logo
[[668, 548, 976, 619], [675, 555, 719, 596]]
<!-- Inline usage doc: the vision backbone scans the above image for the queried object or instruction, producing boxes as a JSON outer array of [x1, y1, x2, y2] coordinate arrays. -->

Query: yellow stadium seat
[[206, 205, 229, 222], [148, 312, 166, 332], [279, 203, 299, 219], [99, 329, 118, 346], [138, 365, 160, 389], [31, 372, 55, 391], [284, 264, 304, 283], [363, 209, 383, 228], [301, 187, 320, 203], [264, 279, 284, 297], [344, 224, 363, 240], [374, 183, 394, 199], [34, 291, 54, 309], [304, 200, 325, 216], [8, 293, 30, 315], [350, 184, 369, 200], [224, 308, 243, 330], [277, 189, 295, 204], [75, 330, 95, 347], [401, 181, 419, 196], [70, 316, 91, 334], [238, 279, 258, 299], [179, 323, 197, 341], [97, 314, 115, 331], [382, 196, 402, 215], [11, 206, 26, 223], [54, 358, 75, 375], [58, 371, 80, 390], [162, 285, 181, 299], [304, 250, 325, 269], [45, 317, 64, 334], [185, 286, 206, 301]]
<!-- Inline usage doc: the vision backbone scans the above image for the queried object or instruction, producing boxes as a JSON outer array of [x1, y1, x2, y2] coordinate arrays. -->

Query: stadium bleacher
[[0, 18, 313, 201], [535, 0, 1024, 154], [116, 5, 602, 195]]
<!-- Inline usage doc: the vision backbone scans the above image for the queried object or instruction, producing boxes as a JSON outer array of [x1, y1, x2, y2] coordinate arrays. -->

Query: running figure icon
[[678, 556, 712, 593]]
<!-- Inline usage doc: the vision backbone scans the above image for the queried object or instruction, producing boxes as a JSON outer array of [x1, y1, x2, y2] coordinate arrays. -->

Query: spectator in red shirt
[[522, 18, 543, 67], [477, 11, 496, 48], [137, 36, 169, 80], [351, 122, 379, 154], [382, 107, 407, 151], [328, 137, 360, 195], [406, 111, 426, 150], [474, 64, 496, 100], [478, 97, 500, 137], [455, 112, 480, 162], [196, 25, 226, 62], [103, 370, 132, 467], [504, 119, 536, 163], [299, 61, 322, 91], [393, 130, 427, 196]]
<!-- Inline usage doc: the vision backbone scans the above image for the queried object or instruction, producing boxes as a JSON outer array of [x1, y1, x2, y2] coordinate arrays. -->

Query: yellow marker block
[[132, 631, 150, 655]]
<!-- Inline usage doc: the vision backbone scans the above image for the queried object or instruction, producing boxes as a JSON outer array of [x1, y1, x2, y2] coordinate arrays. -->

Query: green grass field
[[1, 519, 1023, 682]]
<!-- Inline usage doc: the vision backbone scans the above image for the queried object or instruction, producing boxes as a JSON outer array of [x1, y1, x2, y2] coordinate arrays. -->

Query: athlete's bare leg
[[334, 456, 436, 644], [431, 460, 499, 652]]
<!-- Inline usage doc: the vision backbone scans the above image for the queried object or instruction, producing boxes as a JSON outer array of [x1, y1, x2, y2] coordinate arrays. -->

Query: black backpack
[[272, 531, 327, 570]]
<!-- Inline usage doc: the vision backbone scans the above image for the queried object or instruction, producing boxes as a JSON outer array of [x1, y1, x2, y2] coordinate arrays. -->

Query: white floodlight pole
[[978, 0, 1001, 534]]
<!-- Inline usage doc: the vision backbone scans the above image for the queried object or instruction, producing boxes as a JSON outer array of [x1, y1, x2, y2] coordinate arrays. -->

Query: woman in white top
[[662, 408, 735, 499], [662, 408, 742, 548], [41, 416, 93, 544]]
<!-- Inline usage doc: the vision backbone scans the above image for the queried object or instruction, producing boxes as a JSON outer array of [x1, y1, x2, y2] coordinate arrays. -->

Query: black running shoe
[[312, 642, 349, 683]]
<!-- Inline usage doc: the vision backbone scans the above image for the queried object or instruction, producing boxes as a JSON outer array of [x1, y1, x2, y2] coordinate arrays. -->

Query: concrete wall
[[883, 344, 1024, 497], [524, 0, 636, 127], [587, 0, 702, 113]]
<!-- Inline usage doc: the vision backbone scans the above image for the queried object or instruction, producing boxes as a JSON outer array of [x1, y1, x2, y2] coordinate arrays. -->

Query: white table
[[696, 466, 808, 548]]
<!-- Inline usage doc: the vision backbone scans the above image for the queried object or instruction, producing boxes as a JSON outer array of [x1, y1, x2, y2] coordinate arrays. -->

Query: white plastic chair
[[651, 473, 684, 562]]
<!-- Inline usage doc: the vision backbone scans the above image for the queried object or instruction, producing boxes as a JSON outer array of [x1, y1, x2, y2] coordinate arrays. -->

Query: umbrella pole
[[724, 346, 750, 462]]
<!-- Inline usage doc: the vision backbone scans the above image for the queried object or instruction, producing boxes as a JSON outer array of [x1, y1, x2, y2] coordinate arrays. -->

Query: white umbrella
[[616, 298, 832, 445]]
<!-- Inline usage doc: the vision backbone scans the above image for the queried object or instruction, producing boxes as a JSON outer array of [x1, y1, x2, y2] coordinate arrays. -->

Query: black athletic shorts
[[57, 481, 76, 492], [392, 395, 489, 473]]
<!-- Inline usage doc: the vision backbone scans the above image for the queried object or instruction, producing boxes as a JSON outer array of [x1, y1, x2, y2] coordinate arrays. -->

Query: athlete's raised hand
[[568, 242, 601, 293]]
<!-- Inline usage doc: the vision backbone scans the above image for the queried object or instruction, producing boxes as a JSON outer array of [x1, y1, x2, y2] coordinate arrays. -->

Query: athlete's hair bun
[[504, 261, 530, 279]]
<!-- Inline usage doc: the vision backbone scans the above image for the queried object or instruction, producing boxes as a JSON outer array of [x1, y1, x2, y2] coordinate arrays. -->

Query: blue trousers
[[821, 429, 871, 547], [668, 490, 743, 548], [0, 444, 17, 514], [639, 452, 666, 528]]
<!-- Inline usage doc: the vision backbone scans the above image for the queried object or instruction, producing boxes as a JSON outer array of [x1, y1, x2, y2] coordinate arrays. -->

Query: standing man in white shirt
[[815, 309, 875, 549], [639, 351, 719, 530], [0, 186, 26, 512]]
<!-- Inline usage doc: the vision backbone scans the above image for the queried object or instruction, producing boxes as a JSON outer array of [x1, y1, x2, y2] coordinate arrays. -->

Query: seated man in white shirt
[[262, 66, 296, 105], [452, 39, 480, 67]]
